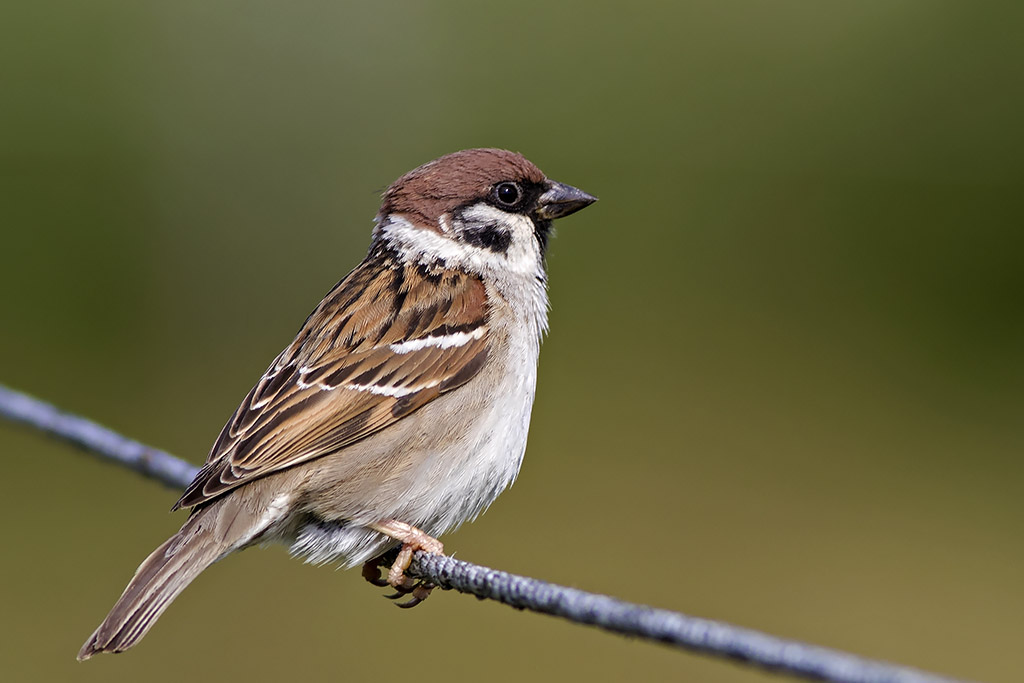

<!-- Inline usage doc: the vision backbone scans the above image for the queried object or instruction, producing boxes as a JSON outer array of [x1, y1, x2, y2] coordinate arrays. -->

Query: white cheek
[[457, 204, 542, 273], [380, 212, 542, 278]]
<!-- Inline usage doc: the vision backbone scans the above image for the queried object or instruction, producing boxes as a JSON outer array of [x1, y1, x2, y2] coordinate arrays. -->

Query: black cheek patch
[[461, 225, 512, 254]]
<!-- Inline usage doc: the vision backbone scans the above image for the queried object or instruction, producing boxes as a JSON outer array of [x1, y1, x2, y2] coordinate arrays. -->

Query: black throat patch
[[460, 223, 513, 254]]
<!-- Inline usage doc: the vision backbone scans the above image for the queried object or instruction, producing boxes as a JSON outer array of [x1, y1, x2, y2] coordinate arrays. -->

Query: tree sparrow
[[78, 148, 596, 659]]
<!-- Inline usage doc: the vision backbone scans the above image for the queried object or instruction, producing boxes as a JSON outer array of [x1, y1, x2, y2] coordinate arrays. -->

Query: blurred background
[[1, 2, 1021, 681]]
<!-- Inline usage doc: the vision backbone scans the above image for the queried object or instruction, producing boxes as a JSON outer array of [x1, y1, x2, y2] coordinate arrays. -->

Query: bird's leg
[[368, 520, 443, 608]]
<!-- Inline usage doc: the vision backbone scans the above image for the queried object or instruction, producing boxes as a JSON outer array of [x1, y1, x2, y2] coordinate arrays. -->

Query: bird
[[78, 148, 596, 659]]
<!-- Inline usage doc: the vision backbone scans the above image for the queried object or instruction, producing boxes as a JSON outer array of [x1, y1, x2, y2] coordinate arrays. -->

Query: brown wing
[[173, 252, 490, 510]]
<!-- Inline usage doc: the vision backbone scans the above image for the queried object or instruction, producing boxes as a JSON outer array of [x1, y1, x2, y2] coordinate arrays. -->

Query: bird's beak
[[534, 181, 597, 220]]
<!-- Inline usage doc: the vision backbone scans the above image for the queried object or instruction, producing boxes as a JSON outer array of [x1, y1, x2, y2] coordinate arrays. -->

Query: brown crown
[[379, 149, 547, 228]]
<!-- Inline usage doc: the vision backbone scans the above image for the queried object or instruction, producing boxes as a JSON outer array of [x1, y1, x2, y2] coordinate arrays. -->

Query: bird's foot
[[367, 520, 443, 608]]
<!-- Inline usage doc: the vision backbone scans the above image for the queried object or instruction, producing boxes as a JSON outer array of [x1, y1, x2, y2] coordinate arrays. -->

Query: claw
[[395, 582, 434, 609], [361, 560, 389, 587], [395, 596, 423, 609]]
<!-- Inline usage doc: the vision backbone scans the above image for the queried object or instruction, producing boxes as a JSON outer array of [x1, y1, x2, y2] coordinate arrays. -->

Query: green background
[[2, 2, 1021, 681]]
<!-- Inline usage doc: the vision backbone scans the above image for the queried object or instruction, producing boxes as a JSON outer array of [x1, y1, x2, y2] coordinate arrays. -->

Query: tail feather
[[77, 512, 226, 660]]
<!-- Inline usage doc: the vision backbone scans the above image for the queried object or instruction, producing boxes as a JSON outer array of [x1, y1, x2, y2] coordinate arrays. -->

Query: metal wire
[[0, 383, 969, 683]]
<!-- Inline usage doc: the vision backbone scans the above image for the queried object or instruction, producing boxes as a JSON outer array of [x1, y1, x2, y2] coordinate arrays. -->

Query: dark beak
[[535, 181, 597, 220]]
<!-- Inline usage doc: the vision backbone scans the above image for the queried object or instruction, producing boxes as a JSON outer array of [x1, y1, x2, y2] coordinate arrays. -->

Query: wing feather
[[173, 253, 490, 510]]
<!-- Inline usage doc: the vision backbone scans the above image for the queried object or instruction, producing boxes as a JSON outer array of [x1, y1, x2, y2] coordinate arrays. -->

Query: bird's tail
[[77, 506, 231, 660]]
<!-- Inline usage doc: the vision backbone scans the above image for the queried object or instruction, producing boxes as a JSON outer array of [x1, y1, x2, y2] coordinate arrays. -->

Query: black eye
[[494, 182, 521, 207]]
